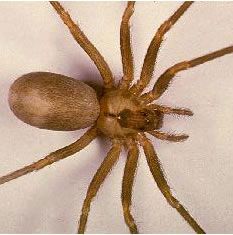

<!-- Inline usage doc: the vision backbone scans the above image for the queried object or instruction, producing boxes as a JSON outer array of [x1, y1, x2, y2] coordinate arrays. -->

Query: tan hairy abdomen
[[8, 72, 100, 131]]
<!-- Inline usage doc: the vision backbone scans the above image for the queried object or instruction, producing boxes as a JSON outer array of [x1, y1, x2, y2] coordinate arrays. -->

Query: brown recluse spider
[[1, 1, 233, 233]]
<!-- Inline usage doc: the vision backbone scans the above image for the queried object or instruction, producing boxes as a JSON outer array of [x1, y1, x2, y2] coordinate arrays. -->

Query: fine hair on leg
[[130, 2, 193, 95], [137, 134, 205, 234], [50, 1, 114, 89], [148, 130, 189, 142], [78, 141, 122, 233], [119, 1, 135, 90], [0, 126, 97, 186], [148, 104, 193, 116], [121, 139, 139, 233], [142, 45, 233, 104]]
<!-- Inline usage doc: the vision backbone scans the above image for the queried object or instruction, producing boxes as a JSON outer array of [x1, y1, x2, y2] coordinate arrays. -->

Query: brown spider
[[1, 1, 233, 233]]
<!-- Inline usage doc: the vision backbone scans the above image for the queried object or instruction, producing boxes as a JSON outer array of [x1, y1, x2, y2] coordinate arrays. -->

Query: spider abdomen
[[8, 72, 100, 131]]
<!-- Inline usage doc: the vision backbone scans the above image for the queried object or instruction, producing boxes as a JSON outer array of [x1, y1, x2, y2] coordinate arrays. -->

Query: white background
[[1, 1, 233, 233]]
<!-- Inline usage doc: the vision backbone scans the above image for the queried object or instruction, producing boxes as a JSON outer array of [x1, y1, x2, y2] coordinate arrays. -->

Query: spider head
[[96, 89, 163, 139]]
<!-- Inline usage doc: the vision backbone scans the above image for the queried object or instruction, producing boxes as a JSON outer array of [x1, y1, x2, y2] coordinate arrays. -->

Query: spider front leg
[[0, 127, 97, 185], [148, 104, 193, 116], [50, 1, 114, 89], [130, 2, 193, 95], [137, 134, 205, 234], [118, 2, 135, 90], [142, 45, 233, 104], [148, 130, 189, 142], [78, 141, 121, 233], [121, 139, 139, 233]]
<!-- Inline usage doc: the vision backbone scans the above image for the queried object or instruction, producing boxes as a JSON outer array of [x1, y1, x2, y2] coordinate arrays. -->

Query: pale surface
[[1, 2, 233, 233]]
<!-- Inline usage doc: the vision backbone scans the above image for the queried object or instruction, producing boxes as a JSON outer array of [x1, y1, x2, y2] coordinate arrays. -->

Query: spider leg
[[137, 134, 205, 234], [78, 141, 122, 233], [0, 126, 97, 185], [118, 2, 135, 90], [50, 1, 114, 89], [130, 2, 193, 95], [148, 104, 193, 116], [142, 45, 233, 104], [122, 139, 139, 234], [148, 130, 189, 142]]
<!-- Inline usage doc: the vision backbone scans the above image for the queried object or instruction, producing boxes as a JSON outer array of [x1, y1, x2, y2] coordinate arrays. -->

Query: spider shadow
[[70, 61, 104, 99], [54, 38, 105, 99]]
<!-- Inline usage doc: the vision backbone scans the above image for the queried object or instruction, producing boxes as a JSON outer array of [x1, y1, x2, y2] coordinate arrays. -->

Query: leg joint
[[166, 194, 181, 209], [163, 190, 181, 209]]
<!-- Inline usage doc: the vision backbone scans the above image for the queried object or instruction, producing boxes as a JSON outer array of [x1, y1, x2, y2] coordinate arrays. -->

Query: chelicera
[[1, 1, 233, 233]]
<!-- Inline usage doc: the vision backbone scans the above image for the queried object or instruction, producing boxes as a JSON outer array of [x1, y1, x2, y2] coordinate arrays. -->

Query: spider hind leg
[[0, 127, 97, 185]]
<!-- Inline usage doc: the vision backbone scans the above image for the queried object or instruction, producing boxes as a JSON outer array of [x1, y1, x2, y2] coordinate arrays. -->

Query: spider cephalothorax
[[97, 89, 163, 138], [1, 1, 233, 234]]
